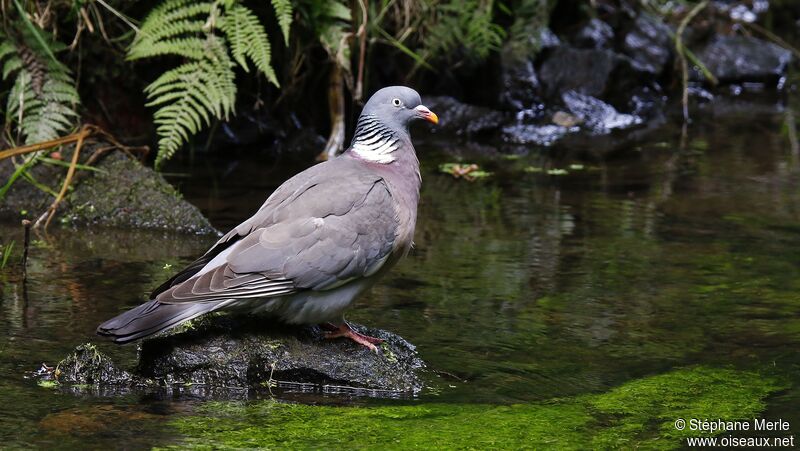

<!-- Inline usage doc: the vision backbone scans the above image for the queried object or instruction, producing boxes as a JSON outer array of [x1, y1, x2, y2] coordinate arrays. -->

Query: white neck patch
[[352, 138, 399, 163], [350, 114, 400, 164]]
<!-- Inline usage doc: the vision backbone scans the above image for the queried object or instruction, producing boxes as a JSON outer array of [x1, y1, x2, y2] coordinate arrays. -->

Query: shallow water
[[1, 96, 800, 448]]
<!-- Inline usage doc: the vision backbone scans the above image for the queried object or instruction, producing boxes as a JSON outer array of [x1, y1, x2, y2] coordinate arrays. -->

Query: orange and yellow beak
[[415, 105, 439, 124]]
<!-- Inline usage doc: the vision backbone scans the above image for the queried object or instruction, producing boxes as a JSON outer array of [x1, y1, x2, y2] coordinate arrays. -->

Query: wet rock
[[692, 35, 792, 85], [538, 46, 630, 98], [622, 13, 673, 75], [573, 18, 614, 49], [502, 123, 570, 146], [423, 96, 506, 136], [499, 51, 542, 110], [498, 28, 559, 110], [55, 344, 142, 386], [717, 0, 769, 23], [552, 111, 582, 128], [538, 28, 562, 50], [0, 144, 217, 234], [562, 91, 642, 134], [52, 317, 426, 397], [67, 152, 216, 233]]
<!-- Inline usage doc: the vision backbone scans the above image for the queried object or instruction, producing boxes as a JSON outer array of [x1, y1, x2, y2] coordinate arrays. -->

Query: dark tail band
[[97, 300, 221, 344]]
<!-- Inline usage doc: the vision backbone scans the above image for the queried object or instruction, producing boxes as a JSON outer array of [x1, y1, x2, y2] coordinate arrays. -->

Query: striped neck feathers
[[350, 114, 403, 164]]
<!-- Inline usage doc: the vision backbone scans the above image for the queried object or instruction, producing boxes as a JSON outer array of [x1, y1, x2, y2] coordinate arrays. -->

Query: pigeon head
[[360, 86, 438, 132], [349, 86, 437, 164]]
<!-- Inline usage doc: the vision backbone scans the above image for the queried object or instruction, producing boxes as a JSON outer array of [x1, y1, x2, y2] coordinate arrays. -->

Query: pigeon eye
[[392, 98, 402, 107]]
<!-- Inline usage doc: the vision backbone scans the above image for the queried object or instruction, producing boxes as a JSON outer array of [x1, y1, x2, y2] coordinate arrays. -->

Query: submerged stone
[[51, 317, 426, 397]]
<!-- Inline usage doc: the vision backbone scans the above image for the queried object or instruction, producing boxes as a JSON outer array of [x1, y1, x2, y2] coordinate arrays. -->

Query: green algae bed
[[167, 366, 785, 449]]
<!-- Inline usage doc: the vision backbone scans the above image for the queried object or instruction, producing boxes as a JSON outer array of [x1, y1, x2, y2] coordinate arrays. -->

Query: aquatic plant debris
[[439, 163, 492, 181], [167, 366, 784, 449]]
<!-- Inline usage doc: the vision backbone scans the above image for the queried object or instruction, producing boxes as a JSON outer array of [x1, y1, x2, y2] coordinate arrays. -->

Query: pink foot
[[321, 322, 384, 352]]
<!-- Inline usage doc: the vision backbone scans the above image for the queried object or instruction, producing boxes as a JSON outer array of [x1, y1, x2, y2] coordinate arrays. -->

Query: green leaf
[[270, 0, 293, 45], [221, 4, 278, 86]]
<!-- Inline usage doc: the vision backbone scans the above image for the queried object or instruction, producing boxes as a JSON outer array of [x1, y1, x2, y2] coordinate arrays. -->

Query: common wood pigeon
[[97, 86, 438, 351]]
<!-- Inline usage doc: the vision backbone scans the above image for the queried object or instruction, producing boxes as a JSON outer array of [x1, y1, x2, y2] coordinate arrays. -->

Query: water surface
[[1, 96, 799, 448]]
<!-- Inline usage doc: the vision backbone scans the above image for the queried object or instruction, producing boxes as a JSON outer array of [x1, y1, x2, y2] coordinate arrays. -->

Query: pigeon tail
[[97, 299, 221, 344]]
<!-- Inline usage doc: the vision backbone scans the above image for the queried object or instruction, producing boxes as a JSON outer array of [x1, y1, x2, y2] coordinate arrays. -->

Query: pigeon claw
[[322, 322, 384, 353]]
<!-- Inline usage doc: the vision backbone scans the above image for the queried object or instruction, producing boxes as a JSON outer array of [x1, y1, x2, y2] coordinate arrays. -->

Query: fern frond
[[423, 0, 505, 62], [130, 0, 288, 166], [220, 4, 278, 86], [2, 57, 22, 80], [270, 0, 293, 45], [144, 36, 236, 168], [0, 41, 17, 62], [129, 0, 213, 61], [1, 29, 80, 144], [128, 37, 207, 60], [137, 0, 213, 39]]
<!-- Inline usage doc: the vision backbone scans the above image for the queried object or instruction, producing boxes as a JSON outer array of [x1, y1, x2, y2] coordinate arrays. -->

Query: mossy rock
[[51, 317, 426, 397], [0, 143, 216, 234]]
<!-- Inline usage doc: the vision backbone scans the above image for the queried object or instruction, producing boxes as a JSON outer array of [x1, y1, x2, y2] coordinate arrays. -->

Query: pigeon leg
[[323, 322, 384, 352], [319, 322, 340, 332]]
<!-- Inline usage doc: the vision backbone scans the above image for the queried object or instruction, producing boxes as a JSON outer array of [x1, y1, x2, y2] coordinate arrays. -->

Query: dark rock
[[52, 317, 426, 397], [622, 13, 673, 75], [573, 18, 614, 49], [423, 96, 506, 137], [538, 46, 628, 98], [692, 35, 792, 84], [499, 51, 542, 110], [55, 344, 143, 386], [716, 0, 769, 23], [67, 152, 217, 233], [627, 86, 667, 120], [0, 144, 217, 234], [497, 28, 560, 110], [562, 91, 642, 134], [539, 28, 562, 50]]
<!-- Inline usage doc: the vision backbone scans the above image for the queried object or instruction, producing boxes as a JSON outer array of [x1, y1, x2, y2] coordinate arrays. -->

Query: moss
[[37, 380, 58, 389], [166, 366, 785, 450], [0, 144, 216, 233], [589, 366, 784, 449], [66, 152, 216, 234]]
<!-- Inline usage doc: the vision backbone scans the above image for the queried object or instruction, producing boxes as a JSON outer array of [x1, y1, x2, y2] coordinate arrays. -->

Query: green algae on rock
[[0, 144, 216, 234], [165, 366, 785, 450], [49, 316, 426, 396], [136, 316, 426, 394]]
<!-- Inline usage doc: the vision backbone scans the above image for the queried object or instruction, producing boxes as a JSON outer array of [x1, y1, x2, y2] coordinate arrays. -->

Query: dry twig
[[35, 125, 91, 229], [0, 125, 148, 230]]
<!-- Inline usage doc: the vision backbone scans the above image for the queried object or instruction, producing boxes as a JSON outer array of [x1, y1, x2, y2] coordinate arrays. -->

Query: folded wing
[[155, 164, 398, 305]]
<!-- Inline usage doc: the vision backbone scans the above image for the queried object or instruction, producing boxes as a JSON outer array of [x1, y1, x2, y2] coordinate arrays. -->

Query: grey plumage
[[98, 86, 438, 345]]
